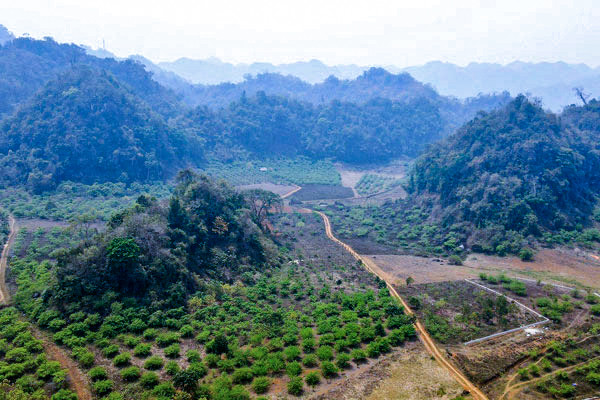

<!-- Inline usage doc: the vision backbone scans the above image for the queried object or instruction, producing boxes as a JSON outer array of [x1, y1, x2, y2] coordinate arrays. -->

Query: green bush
[[302, 354, 318, 367], [88, 366, 107, 381], [164, 343, 181, 358], [232, 367, 254, 384], [283, 345, 301, 361], [144, 356, 164, 370], [519, 248, 535, 261], [120, 366, 141, 382], [316, 346, 334, 361], [113, 352, 131, 367], [51, 389, 78, 400], [305, 371, 321, 386], [186, 349, 201, 363], [351, 348, 367, 363], [156, 332, 180, 347], [133, 343, 152, 358], [143, 328, 158, 340], [252, 376, 271, 394], [286, 361, 302, 377], [321, 361, 338, 378], [93, 379, 114, 396], [140, 371, 160, 388], [336, 353, 351, 369], [591, 304, 600, 316], [102, 344, 120, 358], [287, 376, 304, 396], [165, 360, 180, 376]]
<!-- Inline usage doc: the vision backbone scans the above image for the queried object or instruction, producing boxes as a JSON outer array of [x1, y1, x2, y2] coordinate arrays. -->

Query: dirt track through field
[[1, 215, 92, 399], [31, 326, 93, 400], [311, 209, 489, 400], [0, 215, 16, 306]]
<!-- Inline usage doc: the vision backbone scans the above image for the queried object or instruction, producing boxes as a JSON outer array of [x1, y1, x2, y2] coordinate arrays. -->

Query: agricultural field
[[0, 182, 171, 222], [201, 158, 342, 186], [288, 185, 354, 202], [2, 208, 421, 400], [318, 203, 464, 256], [354, 174, 402, 197], [0, 307, 79, 400], [9, 223, 91, 263]]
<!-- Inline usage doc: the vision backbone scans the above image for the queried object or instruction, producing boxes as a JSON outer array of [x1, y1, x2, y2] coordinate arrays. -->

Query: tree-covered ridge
[[0, 67, 202, 191], [177, 92, 445, 164], [0, 37, 181, 118], [51, 172, 277, 313], [408, 95, 600, 253]]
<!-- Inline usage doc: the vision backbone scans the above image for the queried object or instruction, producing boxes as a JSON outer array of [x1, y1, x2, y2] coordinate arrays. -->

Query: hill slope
[[0, 37, 182, 118], [0, 67, 201, 191], [409, 95, 600, 253]]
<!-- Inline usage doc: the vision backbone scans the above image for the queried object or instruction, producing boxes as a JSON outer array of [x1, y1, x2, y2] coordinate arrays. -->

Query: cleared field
[[363, 254, 478, 284], [236, 182, 298, 196], [290, 184, 354, 201], [465, 248, 600, 289]]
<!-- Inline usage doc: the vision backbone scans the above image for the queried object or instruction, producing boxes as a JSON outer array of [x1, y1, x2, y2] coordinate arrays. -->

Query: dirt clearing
[[236, 182, 298, 196], [364, 254, 479, 284], [465, 247, 600, 289]]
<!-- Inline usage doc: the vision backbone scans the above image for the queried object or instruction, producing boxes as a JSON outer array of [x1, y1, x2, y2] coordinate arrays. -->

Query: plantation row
[[0, 307, 77, 399], [9, 255, 416, 399]]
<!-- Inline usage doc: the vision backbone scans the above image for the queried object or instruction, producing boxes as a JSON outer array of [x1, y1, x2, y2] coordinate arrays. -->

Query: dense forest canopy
[[0, 67, 202, 192], [407, 95, 600, 253], [51, 172, 277, 313], [0, 36, 513, 191]]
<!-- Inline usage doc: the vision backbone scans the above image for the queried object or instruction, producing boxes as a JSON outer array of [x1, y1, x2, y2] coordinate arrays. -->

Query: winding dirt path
[[0, 215, 92, 399], [0, 215, 16, 306], [501, 355, 600, 400], [31, 326, 93, 400], [312, 209, 489, 400], [281, 185, 302, 199]]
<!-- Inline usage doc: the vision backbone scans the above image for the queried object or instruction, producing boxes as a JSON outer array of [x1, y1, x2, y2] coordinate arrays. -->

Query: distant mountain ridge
[[158, 57, 367, 84], [403, 61, 600, 111], [0, 24, 14, 45], [155, 55, 600, 111]]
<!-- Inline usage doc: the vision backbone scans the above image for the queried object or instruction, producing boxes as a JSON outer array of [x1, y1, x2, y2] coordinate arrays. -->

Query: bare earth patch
[[236, 183, 298, 196], [364, 254, 478, 285], [464, 247, 600, 289]]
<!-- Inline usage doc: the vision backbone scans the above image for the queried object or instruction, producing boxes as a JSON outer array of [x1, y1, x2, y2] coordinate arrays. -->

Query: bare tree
[[573, 87, 590, 105]]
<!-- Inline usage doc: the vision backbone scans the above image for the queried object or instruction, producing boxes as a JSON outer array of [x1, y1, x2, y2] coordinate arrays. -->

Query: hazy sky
[[2, 0, 599, 66]]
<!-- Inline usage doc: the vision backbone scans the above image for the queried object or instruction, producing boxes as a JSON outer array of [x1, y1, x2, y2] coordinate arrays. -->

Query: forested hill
[[184, 68, 438, 108], [0, 67, 202, 191], [52, 172, 278, 312], [0, 36, 513, 190], [408, 95, 600, 253], [0, 37, 181, 118], [177, 94, 445, 164]]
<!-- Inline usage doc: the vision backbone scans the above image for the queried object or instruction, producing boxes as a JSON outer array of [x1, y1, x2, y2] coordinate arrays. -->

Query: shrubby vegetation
[[0, 307, 76, 399], [8, 217, 416, 398], [355, 174, 402, 196], [0, 182, 170, 221]]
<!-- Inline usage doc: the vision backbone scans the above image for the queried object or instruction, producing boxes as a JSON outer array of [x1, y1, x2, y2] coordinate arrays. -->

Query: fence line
[[462, 279, 549, 346]]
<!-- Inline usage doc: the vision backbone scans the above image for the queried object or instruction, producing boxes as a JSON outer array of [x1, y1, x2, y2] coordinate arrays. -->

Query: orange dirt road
[[0, 215, 91, 399], [0, 215, 16, 306], [312, 209, 489, 400]]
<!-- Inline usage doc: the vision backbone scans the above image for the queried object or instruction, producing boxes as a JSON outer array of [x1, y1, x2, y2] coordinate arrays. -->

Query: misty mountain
[[0, 24, 14, 45], [0, 37, 182, 118], [158, 57, 367, 85], [403, 61, 600, 111]]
